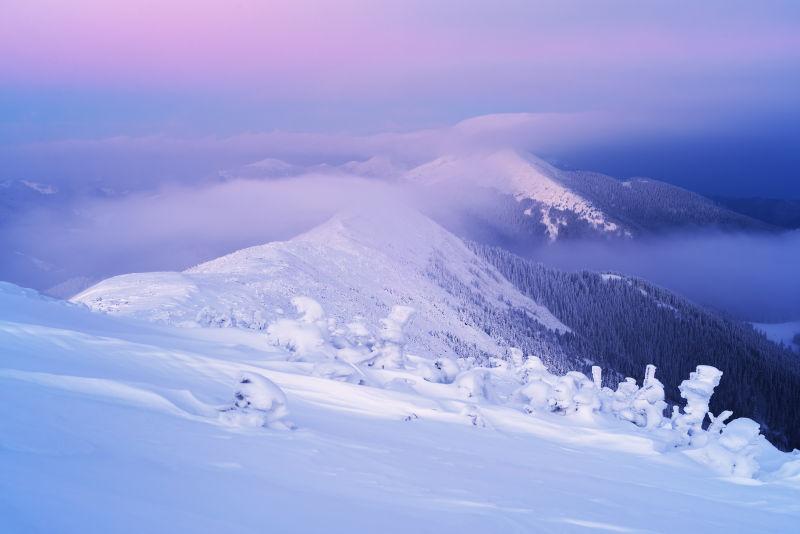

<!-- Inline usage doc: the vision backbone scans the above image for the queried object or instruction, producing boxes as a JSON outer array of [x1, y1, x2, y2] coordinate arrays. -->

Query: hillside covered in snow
[[73, 205, 800, 451], [73, 206, 571, 366], [3, 281, 800, 533]]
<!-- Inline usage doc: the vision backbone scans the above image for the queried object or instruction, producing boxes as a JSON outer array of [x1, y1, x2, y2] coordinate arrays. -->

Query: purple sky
[[1, 1, 799, 195]]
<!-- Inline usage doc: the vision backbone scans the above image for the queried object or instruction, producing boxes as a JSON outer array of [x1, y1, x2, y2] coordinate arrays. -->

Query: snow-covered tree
[[631, 364, 667, 430], [611, 377, 641, 424], [672, 365, 723, 444], [366, 306, 415, 370]]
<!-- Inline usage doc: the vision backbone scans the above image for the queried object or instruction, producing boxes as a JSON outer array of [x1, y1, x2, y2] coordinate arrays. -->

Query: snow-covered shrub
[[455, 369, 494, 401], [550, 373, 580, 413], [367, 306, 415, 370], [418, 357, 460, 384], [686, 418, 762, 478], [514, 359, 557, 411], [611, 377, 641, 424], [517, 355, 551, 384], [515, 379, 554, 412], [631, 365, 667, 430], [672, 365, 723, 444], [266, 296, 329, 359], [550, 372, 596, 415], [707, 410, 733, 435], [326, 318, 375, 365], [515, 367, 600, 417], [572, 379, 602, 418], [220, 372, 293, 429]]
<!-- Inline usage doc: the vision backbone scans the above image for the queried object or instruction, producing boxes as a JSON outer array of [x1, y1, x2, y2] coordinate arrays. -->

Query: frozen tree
[[591, 366, 602, 389], [550, 372, 580, 414], [631, 365, 667, 430], [220, 372, 293, 429], [367, 306, 415, 370], [572, 376, 602, 417], [611, 377, 641, 425], [672, 365, 723, 444]]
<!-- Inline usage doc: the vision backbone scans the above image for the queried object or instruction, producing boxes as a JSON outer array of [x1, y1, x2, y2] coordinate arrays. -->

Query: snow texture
[[2, 282, 800, 533]]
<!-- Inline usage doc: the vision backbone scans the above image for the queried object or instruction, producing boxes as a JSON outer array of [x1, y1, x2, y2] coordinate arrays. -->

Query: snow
[[403, 149, 621, 241], [73, 205, 569, 361], [4, 282, 800, 533]]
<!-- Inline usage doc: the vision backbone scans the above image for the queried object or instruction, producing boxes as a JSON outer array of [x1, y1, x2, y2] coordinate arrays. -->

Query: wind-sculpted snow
[[3, 283, 800, 533], [73, 206, 569, 365]]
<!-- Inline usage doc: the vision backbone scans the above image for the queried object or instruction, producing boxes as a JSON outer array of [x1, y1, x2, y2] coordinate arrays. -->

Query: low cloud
[[0, 174, 403, 291], [530, 231, 800, 322]]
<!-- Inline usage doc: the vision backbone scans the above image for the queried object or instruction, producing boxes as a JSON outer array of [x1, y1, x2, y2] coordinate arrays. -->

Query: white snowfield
[[2, 282, 800, 533], [73, 206, 568, 359]]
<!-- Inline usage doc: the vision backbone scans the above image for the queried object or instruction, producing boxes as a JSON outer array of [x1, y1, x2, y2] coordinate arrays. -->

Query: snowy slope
[[73, 205, 567, 363], [398, 148, 772, 245], [3, 282, 800, 533], [403, 149, 623, 241]]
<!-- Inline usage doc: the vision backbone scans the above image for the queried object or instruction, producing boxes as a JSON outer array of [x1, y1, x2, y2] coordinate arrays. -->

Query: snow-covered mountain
[[73, 204, 800, 450], [404, 149, 624, 241], [395, 149, 772, 246], [217, 146, 771, 247], [74, 205, 570, 366]]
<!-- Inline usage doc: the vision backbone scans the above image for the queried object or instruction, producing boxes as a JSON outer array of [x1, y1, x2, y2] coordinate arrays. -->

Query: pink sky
[[3, 0, 798, 93]]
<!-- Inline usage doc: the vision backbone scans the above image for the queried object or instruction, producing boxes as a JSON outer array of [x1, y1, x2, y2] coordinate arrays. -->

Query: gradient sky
[[2, 0, 799, 196]]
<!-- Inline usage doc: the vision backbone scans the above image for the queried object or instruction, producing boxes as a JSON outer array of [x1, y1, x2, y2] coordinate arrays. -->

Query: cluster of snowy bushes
[[238, 296, 774, 479], [512, 359, 764, 477]]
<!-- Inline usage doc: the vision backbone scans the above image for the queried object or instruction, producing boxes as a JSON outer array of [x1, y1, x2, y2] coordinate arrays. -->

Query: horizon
[[2, 1, 799, 197]]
